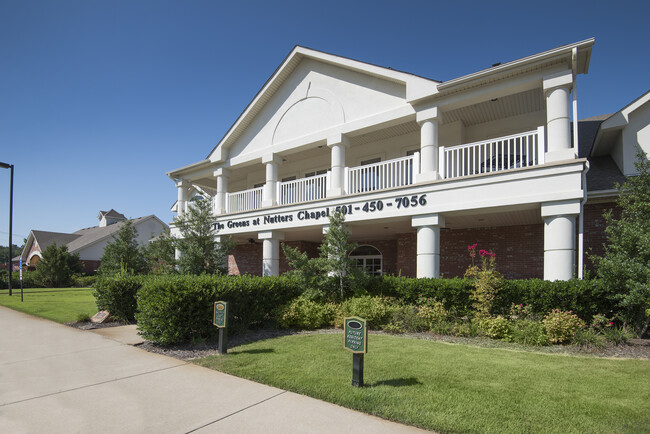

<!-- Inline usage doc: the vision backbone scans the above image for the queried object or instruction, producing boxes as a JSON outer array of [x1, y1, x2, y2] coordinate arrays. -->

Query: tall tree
[[283, 209, 360, 299], [595, 151, 650, 335], [34, 243, 82, 287], [174, 198, 234, 275], [142, 229, 176, 274], [98, 220, 147, 275]]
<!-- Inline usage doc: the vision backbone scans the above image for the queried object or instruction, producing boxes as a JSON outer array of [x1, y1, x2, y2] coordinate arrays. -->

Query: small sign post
[[19, 258, 23, 302], [213, 301, 228, 355], [344, 317, 367, 387]]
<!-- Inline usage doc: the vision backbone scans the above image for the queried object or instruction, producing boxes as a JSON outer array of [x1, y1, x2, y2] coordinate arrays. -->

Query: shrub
[[416, 297, 450, 330], [274, 296, 338, 329], [34, 243, 83, 287], [136, 274, 302, 345], [73, 274, 97, 288], [479, 316, 511, 340], [602, 326, 635, 346], [542, 309, 585, 344], [573, 328, 606, 349], [94, 272, 144, 322], [385, 304, 428, 333], [509, 320, 549, 346], [367, 276, 474, 316], [336, 296, 395, 329], [465, 245, 502, 318]]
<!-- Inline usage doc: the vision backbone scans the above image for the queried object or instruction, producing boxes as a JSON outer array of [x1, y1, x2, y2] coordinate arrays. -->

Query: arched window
[[349, 245, 382, 276]]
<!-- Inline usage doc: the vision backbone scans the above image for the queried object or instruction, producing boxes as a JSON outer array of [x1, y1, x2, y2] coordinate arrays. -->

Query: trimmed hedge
[[364, 276, 614, 321], [136, 274, 302, 345], [94, 274, 144, 322]]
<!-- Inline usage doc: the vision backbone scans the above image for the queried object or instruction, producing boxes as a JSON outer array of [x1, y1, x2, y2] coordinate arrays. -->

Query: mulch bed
[[134, 328, 650, 361]]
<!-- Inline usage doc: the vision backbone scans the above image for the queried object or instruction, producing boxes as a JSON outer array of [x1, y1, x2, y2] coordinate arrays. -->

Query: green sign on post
[[344, 317, 367, 353], [213, 301, 228, 328]]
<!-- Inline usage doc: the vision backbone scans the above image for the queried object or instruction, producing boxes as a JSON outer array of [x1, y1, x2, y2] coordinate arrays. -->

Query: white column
[[416, 106, 441, 182], [412, 214, 445, 278], [541, 200, 579, 281], [262, 154, 282, 207], [543, 70, 574, 162], [176, 179, 190, 216], [327, 134, 350, 197], [258, 230, 284, 276], [214, 168, 229, 214]]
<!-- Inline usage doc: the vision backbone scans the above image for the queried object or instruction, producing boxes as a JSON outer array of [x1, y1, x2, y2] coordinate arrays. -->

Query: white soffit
[[443, 88, 543, 126]]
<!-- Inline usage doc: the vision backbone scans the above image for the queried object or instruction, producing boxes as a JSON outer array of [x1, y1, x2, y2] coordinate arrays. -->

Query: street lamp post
[[0, 162, 13, 296]]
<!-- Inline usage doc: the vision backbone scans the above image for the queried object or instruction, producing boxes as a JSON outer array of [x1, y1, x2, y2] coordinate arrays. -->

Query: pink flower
[[468, 243, 478, 251], [479, 249, 487, 256]]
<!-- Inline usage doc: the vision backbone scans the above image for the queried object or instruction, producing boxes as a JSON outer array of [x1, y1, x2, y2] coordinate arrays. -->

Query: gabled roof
[[21, 215, 169, 261], [98, 209, 126, 220], [592, 90, 650, 156], [202, 46, 440, 163], [31, 230, 81, 252]]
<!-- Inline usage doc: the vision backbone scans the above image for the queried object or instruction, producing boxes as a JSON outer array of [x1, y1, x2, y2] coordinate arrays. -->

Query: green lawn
[[194, 333, 650, 433], [0, 287, 97, 323]]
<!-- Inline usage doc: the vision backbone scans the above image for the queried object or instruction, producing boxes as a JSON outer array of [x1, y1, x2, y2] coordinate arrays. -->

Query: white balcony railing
[[441, 127, 544, 179], [226, 186, 263, 213], [347, 153, 419, 195], [279, 173, 328, 205]]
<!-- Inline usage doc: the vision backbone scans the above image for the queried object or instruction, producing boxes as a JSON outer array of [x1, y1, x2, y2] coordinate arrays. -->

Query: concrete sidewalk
[[0, 307, 429, 433]]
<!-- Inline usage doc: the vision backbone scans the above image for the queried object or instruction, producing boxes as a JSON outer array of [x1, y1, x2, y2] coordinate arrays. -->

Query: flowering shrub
[[465, 244, 502, 318], [480, 315, 511, 340], [416, 295, 449, 328], [509, 303, 534, 320], [542, 309, 585, 344], [591, 313, 615, 332]]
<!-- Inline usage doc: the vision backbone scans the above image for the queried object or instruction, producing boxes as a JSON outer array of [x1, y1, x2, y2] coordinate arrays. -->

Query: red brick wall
[[396, 233, 416, 277], [227, 207, 616, 279], [396, 225, 544, 279], [583, 201, 618, 274], [229, 243, 262, 276], [440, 225, 544, 279]]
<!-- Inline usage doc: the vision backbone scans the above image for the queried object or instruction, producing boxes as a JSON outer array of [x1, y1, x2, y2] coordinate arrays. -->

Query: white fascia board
[[436, 39, 594, 93], [20, 232, 35, 261], [166, 159, 212, 180], [601, 90, 650, 130]]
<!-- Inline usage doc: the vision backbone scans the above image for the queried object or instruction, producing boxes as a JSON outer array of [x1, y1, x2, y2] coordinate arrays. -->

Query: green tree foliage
[[283, 210, 361, 299], [174, 198, 234, 275], [34, 243, 83, 287], [98, 220, 147, 275], [142, 229, 176, 274], [595, 151, 650, 335], [0, 244, 23, 264]]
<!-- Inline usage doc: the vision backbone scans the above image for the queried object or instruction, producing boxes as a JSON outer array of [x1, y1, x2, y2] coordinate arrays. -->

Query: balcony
[[222, 128, 545, 214]]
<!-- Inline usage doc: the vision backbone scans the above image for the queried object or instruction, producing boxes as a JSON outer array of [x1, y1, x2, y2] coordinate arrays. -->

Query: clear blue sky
[[1, 0, 648, 245]]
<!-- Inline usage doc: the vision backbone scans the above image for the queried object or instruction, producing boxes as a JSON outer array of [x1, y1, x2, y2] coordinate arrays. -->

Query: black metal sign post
[[213, 301, 228, 355], [344, 317, 368, 387]]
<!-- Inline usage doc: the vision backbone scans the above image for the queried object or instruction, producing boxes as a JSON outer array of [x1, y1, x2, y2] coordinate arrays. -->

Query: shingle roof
[[587, 156, 627, 192], [31, 230, 81, 251], [68, 215, 153, 253]]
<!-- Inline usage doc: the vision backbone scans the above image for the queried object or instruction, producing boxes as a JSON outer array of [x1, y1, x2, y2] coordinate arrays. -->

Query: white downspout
[[572, 47, 579, 158], [578, 160, 589, 279]]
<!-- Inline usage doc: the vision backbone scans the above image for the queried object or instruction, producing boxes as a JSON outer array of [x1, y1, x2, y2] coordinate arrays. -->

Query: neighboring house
[[166, 39, 649, 281], [21, 210, 168, 273]]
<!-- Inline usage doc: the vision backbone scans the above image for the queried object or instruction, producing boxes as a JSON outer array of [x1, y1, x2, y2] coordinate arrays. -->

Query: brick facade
[[226, 204, 618, 279]]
